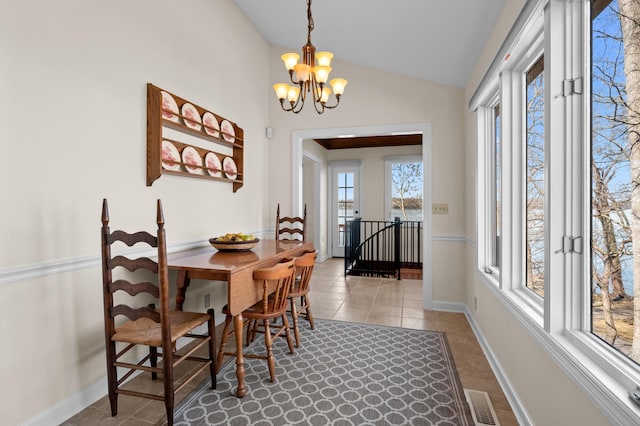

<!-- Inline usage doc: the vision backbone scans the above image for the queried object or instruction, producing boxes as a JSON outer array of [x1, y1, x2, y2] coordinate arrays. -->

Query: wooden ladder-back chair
[[276, 203, 307, 241], [289, 249, 317, 347], [101, 199, 216, 425], [217, 258, 296, 383]]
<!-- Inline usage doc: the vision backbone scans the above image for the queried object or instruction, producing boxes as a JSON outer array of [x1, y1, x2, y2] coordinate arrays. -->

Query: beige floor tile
[[366, 312, 403, 327]]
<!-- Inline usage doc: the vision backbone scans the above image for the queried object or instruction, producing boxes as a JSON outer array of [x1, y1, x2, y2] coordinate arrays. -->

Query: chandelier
[[272, 0, 347, 114]]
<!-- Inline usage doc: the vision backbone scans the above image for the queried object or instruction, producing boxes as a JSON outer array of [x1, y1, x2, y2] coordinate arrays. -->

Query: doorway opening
[[290, 123, 434, 309]]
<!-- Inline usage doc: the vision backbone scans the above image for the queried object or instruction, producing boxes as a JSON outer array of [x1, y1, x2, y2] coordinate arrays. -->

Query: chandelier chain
[[307, 0, 314, 40]]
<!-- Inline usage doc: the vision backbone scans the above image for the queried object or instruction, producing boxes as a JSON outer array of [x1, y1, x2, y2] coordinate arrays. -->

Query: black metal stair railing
[[345, 218, 422, 279]]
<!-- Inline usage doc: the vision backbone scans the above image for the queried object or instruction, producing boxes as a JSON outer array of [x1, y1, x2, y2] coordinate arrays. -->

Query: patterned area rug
[[175, 319, 473, 425]]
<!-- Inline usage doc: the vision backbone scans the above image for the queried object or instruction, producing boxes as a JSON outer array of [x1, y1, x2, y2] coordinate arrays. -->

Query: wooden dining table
[[167, 239, 314, 397]]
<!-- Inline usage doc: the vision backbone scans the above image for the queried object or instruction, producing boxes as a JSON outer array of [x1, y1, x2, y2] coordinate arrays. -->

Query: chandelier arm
[[279, 99, 294, 112], [288, 70, 297, 85], [323, 95, 342, 110], [310, 78, 322, 103], [312, 98, 326, 114], [287, 82, 305, 113]]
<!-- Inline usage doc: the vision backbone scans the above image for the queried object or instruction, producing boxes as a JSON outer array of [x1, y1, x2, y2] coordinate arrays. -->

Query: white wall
[[463, 0, 610, 424], [0, 0, 270, 423]]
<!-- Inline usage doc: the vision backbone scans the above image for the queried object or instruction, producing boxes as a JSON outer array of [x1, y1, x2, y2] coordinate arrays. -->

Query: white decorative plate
[[202, 112, 220, 138], [160, 91, 179, 123], [222, 156, 237, 180], [181, 103, 202, 131], [181, 146, 203, 174], [220, 119, 235, 143], [161, 140, 181, 171], [205, 152, 222, 178]]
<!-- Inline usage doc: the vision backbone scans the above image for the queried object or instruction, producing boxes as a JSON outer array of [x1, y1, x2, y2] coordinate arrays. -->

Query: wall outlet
[[474, 297, 478, 311], [432, 203, 449, 214], [204, 294, 210, 309]]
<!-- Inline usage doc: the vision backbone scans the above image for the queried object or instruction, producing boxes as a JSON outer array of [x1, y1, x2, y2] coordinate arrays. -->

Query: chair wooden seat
[[113, 311, 211, 347], [217, 258, 296, 384], [100, 199, 216, 426]]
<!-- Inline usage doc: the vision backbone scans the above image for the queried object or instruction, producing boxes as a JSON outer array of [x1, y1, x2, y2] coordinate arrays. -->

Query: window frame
[[472, 0, 640, 423]]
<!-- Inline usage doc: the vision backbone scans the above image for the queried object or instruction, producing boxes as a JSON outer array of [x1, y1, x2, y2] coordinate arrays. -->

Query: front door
[[331, 162, 360, 257]]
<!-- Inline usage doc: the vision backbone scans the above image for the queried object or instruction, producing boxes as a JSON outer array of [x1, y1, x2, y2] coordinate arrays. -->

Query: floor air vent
[[464, 389, 500, 426]]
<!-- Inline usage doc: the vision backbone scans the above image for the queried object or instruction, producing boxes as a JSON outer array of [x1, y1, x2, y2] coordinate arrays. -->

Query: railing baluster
[[344, 218, 422, 279]]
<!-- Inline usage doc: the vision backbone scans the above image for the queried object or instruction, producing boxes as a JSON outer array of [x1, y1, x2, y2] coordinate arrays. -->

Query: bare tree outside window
[[591, 0, 640, 362], [391, 162, 423, 220], [526, 56, 545, 298]]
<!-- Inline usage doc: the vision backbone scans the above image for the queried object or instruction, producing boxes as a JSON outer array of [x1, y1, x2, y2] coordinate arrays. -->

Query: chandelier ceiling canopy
[[272, 0, 347, 114]]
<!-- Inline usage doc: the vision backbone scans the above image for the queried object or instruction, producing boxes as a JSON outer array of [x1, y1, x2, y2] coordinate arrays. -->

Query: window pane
[[526, 55, 545, 297], [390, 162, 423, 221], [337, 172, 356, 248], [590, 0, 638, 363], [493, 104, 502, 268]]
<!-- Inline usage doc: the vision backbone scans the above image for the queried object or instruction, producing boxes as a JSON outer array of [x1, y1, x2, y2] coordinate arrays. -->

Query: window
[[492, 105, 502, 269], [472, 0, 640, 422], [526, 55, 545, 298], [590, 0, 637, 364], [385, 156, 423, 221]]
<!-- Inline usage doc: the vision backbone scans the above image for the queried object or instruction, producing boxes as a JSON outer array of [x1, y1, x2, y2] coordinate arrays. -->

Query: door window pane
[[338, 172, 355, 247]]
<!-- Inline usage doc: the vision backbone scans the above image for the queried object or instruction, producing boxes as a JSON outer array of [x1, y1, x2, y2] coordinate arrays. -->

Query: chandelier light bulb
[[312, 65, 332, 84], [293, 63, 312, 82], [281, 53, 300, 71], [315, 51, 334, 67], [287, 85, 301, 103], [320, 87, 332, 103], [273, 83, 289, 100], [330, 78, 348, 96]]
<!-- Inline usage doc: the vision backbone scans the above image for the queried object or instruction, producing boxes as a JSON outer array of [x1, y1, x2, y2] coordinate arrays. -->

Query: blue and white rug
[[175, 319, 473, 425]]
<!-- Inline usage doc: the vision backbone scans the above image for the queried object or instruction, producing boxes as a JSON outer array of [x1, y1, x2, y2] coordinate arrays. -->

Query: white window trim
[[472, 0, 640, 423]]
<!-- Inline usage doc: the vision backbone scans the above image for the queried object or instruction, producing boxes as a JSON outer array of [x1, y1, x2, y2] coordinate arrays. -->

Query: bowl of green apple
[[209, 233, 259, 251]]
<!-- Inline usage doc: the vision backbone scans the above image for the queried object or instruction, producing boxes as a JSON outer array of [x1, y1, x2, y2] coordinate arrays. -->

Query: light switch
[[432, 203, 449, 214]]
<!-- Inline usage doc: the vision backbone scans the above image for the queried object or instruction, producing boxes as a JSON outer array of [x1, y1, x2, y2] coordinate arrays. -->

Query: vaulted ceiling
[[232, 0, 505, 88]]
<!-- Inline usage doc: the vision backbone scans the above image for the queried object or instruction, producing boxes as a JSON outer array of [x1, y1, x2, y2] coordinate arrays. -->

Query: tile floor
[[63, 258, 518, 425]]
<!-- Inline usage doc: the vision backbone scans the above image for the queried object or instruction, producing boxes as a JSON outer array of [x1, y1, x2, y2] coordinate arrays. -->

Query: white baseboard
[[439, 301, 532, 425], [20, 378, 107, 426]]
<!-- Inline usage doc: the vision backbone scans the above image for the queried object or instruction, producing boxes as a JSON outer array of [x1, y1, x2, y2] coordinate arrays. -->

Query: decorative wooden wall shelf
[[146, 83, 244, 192]]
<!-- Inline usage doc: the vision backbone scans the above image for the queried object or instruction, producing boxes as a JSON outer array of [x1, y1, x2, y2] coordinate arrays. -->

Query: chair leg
[[150, 346, 158, 380], [282, 314, 295, 354], [302, 295, 315, 329], [263, 319, 276, 382], [290, 298, 301, 348], [216, 314, 233, 374], [207, 308, 217, 389], [165, 400, 174, 426], [163, 352, 174, 426], [247, 319, 257, 345], [106, 342, 118, 416]]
